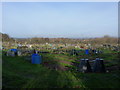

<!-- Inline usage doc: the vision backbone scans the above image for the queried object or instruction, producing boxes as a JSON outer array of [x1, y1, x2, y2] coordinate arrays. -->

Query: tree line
[[1, 33, 118, 45]]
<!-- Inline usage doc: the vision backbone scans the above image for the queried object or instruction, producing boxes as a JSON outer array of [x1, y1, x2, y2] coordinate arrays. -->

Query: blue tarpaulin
[[10, 49, 17, 52], [31, 54, 42, 64]]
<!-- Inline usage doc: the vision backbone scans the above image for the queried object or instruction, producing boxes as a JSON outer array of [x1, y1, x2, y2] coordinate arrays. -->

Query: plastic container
[[78, 58, 92, 73], [93, 58, 106, 73], [11, 51, 15, 57], [31, 54, 42, 64], [85, 49, 89, 54], [17, 51, 22, 56]]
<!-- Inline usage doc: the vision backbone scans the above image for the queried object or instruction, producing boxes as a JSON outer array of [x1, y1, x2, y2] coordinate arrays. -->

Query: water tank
[[17, 51, 22, 56], [85, 49, 89, 54], [31, 54, 42, 64], [78, 59, 92, 73], [11, 51, 15, 57], [93, 58, 106, 73]]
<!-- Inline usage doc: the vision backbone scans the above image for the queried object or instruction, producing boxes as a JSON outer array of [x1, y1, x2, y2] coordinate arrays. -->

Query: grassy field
[[2, 49, 120, 88]]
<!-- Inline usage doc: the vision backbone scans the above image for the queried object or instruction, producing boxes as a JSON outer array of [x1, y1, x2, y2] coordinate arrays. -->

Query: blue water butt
[[85, 49, 89, 54], [31, 54, 42, 64]]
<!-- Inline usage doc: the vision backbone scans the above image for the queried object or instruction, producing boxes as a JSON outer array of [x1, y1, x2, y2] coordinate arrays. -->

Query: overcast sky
[[2, 2, 118, 38]]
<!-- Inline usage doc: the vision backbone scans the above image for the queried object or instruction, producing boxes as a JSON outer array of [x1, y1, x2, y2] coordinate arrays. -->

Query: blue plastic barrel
[[85, 49, 89, 54], [31, 54, 42, 64]]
